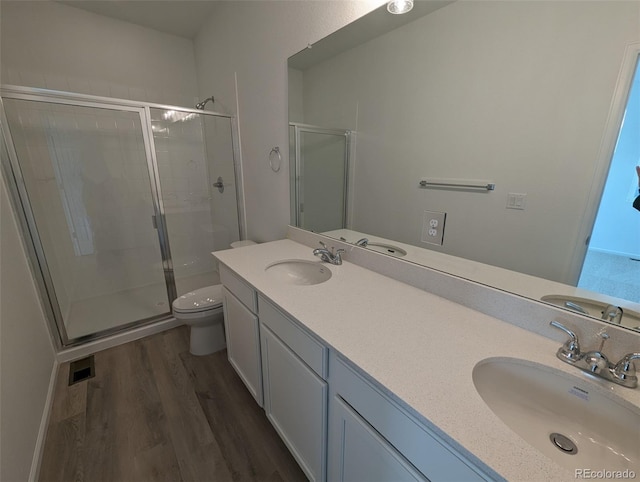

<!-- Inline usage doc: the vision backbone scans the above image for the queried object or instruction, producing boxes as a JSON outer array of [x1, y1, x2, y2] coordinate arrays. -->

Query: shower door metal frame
[[0, 85, 243, 348], [290, 122, 351, 229]]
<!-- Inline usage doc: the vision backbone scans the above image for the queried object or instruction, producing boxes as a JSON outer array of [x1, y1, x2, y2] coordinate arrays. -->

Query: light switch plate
[[506, 193, 526, 210], [421, 210, 446, 245]]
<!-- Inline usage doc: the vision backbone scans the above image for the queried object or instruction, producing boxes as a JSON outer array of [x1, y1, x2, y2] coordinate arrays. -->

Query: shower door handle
[[213, 176, 225, 193], [152, 214, 158, 229]]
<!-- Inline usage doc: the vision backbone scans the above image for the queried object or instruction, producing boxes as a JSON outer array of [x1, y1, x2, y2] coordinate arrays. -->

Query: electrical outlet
[[421, 210, 446, 245]]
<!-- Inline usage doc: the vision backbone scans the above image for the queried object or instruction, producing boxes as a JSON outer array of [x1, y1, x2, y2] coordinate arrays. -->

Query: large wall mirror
[[288, 1, 640, 332]]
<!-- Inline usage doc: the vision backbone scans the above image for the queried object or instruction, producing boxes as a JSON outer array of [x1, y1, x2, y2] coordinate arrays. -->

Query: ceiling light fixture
[[387, 0, 414, 15]]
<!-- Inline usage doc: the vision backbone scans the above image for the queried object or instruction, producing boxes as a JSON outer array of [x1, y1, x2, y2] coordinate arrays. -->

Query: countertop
[[213, 239, 640, 482]]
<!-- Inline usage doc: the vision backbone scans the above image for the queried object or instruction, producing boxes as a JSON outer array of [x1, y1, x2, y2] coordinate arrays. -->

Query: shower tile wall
[[153, 112, 214, 279], [202, 115, 240, 251], [151, 109, 240, 295]]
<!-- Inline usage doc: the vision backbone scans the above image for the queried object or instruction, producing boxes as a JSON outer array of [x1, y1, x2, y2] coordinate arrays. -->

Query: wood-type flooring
[[38, 326, 307, 482]]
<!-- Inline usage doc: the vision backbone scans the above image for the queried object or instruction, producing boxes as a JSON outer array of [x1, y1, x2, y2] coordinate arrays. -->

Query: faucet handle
[[334, 248, 345, 262], [550, 321, 582, 363], [602, 305, 623, 324], [613, 353, 640, 387]]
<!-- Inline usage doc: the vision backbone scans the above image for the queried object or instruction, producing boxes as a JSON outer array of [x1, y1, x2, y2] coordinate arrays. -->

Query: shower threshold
[[65, 271, 219, 339]]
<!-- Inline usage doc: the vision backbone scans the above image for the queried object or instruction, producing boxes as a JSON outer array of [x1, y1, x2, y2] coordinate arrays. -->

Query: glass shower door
[[293, 126, 350, 233], [3, 98, 171, 342]]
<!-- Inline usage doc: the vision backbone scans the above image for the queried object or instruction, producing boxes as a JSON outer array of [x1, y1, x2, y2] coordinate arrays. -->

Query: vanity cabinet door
[[330, 396, 426, 482], [222, 287, 263, 406], [260, 324, 327, 482], [329, 353, 489, 481]]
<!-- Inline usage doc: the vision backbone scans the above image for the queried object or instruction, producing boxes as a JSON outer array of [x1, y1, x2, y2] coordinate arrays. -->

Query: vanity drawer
[[220, 263, 257, 312], [258, 295, 328, 380], [329, 353, 490, 482]]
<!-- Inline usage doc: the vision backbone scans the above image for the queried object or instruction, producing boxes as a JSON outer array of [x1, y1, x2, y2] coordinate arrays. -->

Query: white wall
[[1, 168, 56, 482], [1, 0, 198, 107], [194, 1, 384, 243], [299, 1, 640, 284]]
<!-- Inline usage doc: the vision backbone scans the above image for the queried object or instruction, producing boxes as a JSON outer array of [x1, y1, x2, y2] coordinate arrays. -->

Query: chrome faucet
[[602, 305, 623, 324], [550, 321, 639, 388], [613, 353, 640, 387], [355, 238, 369, 247], [313, 242, 345, 265], [564, 301, 589, 316]]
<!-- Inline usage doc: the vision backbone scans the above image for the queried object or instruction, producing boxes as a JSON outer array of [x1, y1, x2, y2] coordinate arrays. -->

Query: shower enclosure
[[1, 85, 243, 347], [289, 123, 351, 233]]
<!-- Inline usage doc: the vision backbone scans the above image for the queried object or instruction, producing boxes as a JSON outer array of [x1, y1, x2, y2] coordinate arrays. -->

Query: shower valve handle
[[213, 176, 225, 193]]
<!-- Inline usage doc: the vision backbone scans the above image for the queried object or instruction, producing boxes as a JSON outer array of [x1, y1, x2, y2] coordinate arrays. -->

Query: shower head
[[195, 96, 214, 110]]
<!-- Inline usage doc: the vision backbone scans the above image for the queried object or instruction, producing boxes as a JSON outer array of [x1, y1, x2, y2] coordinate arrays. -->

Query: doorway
[[578, 56, 640, 302]]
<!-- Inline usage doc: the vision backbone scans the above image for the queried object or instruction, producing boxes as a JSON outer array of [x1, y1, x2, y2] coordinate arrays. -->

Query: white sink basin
[[366, 242, 407, 257], [473, 357, 640, 472], [265, 259, 332, 285]]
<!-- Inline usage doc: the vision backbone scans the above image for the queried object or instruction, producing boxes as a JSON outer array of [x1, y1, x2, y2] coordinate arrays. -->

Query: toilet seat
[[172, 284, 223, 314]]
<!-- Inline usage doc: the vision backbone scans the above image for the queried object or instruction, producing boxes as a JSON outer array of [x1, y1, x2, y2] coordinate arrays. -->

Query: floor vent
[[68, 355, 95, 386]]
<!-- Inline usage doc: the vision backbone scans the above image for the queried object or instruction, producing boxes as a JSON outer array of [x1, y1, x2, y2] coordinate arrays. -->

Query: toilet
[[172, 240, 256, 355]]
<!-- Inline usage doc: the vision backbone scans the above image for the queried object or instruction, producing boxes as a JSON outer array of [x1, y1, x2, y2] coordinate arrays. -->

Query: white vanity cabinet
[[220, 264, 263, 407], [217, 258, 493, 482], [329, 353, 491, 482], [258, 295, 328, 482]]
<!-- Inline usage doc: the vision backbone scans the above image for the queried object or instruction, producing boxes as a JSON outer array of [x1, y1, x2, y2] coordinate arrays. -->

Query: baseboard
[[587, 246, 640, 258], [29, 359, 59, 482], [28, 319, 183, 479]]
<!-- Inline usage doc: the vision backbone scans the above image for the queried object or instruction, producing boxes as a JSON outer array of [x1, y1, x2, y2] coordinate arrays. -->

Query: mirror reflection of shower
[[289, 123, 351, 233], [195, 96, 215, 110]]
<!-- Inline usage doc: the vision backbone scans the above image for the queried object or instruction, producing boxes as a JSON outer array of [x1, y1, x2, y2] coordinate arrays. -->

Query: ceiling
[[56, 1, 220, 39]]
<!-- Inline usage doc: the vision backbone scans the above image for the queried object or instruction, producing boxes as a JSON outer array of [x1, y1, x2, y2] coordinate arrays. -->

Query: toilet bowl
[[172, 284, 225, 355], [172, 240, 256, 355]]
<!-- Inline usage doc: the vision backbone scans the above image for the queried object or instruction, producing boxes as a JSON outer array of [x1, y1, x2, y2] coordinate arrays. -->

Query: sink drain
[[550, 433, 578, 455]]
